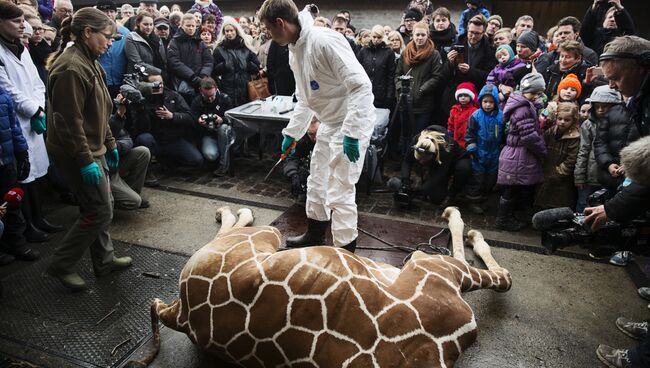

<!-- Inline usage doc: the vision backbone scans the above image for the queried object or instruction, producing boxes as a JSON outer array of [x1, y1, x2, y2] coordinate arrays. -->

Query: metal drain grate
[[0, 241, 187, 368]]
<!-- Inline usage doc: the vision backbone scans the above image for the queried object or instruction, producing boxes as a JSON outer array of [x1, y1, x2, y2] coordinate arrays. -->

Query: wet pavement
[[0, 154, 648, 368]]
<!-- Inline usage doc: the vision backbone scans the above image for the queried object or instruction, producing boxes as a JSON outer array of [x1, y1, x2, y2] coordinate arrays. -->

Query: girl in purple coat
[[486, 44, 525, 106], [496, 73, 547, 231]]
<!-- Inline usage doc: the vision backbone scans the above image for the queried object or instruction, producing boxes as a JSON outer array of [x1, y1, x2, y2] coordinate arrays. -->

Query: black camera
[[201, 113, 220, 130], [536, 190, 649, 254], [397, 74, 413, 95], [114, 64, 160, 105], [307, 3, 319, 15]]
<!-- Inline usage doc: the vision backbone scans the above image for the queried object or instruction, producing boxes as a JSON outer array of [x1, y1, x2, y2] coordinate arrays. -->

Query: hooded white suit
[[282, 12, 376, 247]]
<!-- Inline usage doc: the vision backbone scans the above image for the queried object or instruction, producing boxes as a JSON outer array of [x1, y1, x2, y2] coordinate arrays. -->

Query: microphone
[[387, 177, 402, 191], [532, 207, 575, 230], [1, 187, 24, 210]]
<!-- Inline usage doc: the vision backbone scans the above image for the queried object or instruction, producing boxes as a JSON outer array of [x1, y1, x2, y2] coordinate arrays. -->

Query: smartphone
[[593, 67, 604, 76]]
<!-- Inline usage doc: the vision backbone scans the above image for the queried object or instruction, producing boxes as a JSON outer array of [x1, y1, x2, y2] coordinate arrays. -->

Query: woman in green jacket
[[46, 8, 132, 291]]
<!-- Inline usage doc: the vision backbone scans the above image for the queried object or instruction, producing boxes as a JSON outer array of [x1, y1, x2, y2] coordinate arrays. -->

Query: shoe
[[46, 267, 87, 292], [96, 256, 133, 277], [4, 246, 40, 261], [596, 345, 633, 368], [285, 219, 329, 248], [589, 248, 616, 260], [495, 197, 525, 232], [615, 317, 648, 340], [341, 239, 356, 253], [34, 218, 65, 233], [139, 199, 150, 209], [0, 253, 15, 266], [212, 167, 229, 177], [467, 203, 484, 214], [609, 251, 632, 266], [144, 171, 160, 187], [25, 223, 48, 243], [638, 287, 650, 301]]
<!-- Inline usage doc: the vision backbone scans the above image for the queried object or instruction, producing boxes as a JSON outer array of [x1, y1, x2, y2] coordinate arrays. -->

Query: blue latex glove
[[106, 149, 119, 171], [80, 162, 103, 186], [343, 136, 360, 162], [281, 134, 296, 156], [30, 112, 46, 134]]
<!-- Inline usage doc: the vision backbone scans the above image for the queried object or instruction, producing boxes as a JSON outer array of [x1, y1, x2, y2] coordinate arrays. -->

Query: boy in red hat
[[447, 82, 478, 148]]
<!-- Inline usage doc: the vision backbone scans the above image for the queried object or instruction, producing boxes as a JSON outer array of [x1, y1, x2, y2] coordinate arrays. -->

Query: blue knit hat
[[496, 44, 515, 64]]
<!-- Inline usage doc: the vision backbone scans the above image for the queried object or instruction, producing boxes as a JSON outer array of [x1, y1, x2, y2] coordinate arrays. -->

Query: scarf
[[403, 38, 433, 66], [0, 35, 24, 59], [222, 36, 244, 50]]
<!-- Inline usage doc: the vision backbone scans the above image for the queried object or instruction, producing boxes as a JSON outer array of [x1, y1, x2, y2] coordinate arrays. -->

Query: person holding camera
[[46, 8, 133, 291], [441, 14, 496, 121], [109, 94, 151, 210], [580, 0, 635, 56], [282, 117, 320, 203], [133, 72, 204, 169], [396, 125, 471, 207], [190, 77, 233, 177]]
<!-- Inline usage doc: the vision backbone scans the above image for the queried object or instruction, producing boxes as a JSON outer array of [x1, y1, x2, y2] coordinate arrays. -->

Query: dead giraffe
[[127, 206, 512, 368]]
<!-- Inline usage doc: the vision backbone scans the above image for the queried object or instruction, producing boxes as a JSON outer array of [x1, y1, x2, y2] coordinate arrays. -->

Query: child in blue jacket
[[464, 84, 504, 213], [458, 0, 490, 36]]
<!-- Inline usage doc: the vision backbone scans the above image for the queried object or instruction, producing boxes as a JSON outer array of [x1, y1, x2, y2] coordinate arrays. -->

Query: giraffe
[[127, 206, 512, 368]]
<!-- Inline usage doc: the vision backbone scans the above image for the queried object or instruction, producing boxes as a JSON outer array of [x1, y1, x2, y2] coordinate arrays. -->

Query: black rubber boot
[[21, 184, 48, 243], [26, 181, 64, 233], [495, 197, 525, 232], [285, 219, 329, 248], [341, 239, 357, 253]]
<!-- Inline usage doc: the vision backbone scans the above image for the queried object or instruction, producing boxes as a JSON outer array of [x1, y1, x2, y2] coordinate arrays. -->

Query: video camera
[[115, 64, 163, 106], [387, 177, 414, 206], [397, 74, 413, 96], [200, 113, 220, 131], [533, 189, 650, 254]]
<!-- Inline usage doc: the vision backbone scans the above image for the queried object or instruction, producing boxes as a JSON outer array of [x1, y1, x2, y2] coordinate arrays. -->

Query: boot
[[285, 219, 329, 248], [34, 218, 64, 233], [95, 256, 133, 277], [46, 266, 87, 291], [495, 197, 526, 232], [341, 239, 357, 253], [144, 170, 160, 187], [25, 222, 48, 243], [26, 181, 64, 233], [21, 182, 50, 242]]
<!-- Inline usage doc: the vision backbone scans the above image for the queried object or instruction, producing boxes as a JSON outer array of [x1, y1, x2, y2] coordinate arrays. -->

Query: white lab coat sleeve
[[322, 39, 374, 140], [281, 79, 313, 140], [0, 58, 42, 119]]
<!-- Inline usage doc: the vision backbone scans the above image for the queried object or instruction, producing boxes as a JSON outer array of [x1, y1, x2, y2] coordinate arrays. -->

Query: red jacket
[[447, 103, 477, 149]]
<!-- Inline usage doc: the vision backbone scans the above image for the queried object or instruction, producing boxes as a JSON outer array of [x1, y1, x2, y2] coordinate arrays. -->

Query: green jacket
[[395, 48, 443, 114], [47, 42, 117, 167], [534, 125, 580, 209]]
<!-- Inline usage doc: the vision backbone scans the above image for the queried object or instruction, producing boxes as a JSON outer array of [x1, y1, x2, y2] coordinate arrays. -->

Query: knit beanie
[[520, 73, 545, 94], [455, 82, 477, 101], [517, 30, 539, 51], [496, 44, 515, 64], [557, 73, 582, 99], [488, 15, 503, 27], [23, 20, 33, 37], [404, 8, 423, 22]]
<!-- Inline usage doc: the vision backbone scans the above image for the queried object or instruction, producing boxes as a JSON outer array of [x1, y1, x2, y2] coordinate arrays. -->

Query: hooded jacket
[[282, 11, 375, 142], [534, 124, 580, 209], [0, 86, 28, 166], [99, 24, 130, 87], [168, 28, 214, 87], [486, 57, 526, 89], [466, 85, 504, 173], [357, 41, 396, 109], [212, 37, 260, 108], [447, 100, 477, 149], [497, 92, 546, 186], [124, 30, 167, 75]]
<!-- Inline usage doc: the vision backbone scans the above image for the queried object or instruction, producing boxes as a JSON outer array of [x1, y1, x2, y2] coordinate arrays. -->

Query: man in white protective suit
[[258, 0, 376, 253]]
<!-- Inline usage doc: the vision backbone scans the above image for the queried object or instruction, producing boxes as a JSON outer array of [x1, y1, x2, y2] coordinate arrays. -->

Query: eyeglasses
[[57, 8, 73, 14], [32, 27, 44, 32], [97, 31, 122, 41]]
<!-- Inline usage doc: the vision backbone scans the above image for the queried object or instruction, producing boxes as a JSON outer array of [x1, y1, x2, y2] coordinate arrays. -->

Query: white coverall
[[282, 12, 376, 247]]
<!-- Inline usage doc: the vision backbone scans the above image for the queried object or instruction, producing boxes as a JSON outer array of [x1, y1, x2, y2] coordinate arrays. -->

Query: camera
[[536, 190, 650, 254], [307, 3, 318, 15], [397, 74, 413, 95], [201, 113, 220, 130]]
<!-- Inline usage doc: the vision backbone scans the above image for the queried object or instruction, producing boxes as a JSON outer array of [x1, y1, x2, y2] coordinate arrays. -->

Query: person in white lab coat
[[259, 0, 376, 253], [0, 3, 62, 247]]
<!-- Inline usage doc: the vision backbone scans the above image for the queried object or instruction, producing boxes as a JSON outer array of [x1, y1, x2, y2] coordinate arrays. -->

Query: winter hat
[[586, 85, 623, 104], [488, 15, 503, 27], [404, 8, 423, 22], [23, 20, 33, 37], [620, 136, 650, 187], [557, 74, 582, 99], [517, 30, 539, 51], [465, 0, 481, 5], [520, 73, 545, 94], [496, 44, 515, 64], [154, 17, 170, 29], [96, 0, 117, 12], [455, 82, 477, 101]]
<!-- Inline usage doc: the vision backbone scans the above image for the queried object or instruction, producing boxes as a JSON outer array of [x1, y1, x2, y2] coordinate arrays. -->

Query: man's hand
[[198, 116, 206, 126], [608, 163, 622, 177], [499, 84, 514, 97], [458, 63, 470, 74], [584, 205, 608, 231], [155, 106, 173, 120], [447, 50, 458, 64], [609, 0, 623, 10]]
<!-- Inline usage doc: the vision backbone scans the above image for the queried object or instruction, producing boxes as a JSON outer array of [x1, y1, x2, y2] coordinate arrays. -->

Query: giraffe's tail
[[124, 299, 167, 367]]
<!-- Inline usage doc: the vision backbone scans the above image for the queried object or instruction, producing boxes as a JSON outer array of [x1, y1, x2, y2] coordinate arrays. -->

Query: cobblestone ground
[[154, 152, 539, 239]]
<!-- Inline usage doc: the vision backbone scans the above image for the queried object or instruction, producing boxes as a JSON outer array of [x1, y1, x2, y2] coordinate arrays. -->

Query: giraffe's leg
[[233, 208, 254, 228], [466, 230, 502, 270], [441, 207, 466, 262], [215, 206, 237, 237], [124, 299, 173, 367]]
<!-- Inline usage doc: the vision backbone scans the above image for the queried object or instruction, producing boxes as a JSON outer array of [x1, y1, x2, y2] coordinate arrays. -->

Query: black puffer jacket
[[357, 42, 396, 109], [212, 37, 260, 107], [267, 41, 295, 96], [132, 89, 195, 143], [593, 104, 640, 190], [167, 30, 213, 86]]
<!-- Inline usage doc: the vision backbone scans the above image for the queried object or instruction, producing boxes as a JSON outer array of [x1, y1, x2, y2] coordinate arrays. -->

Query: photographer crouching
[[577, 35, 650, 368], [189, 77, 233, 177]]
